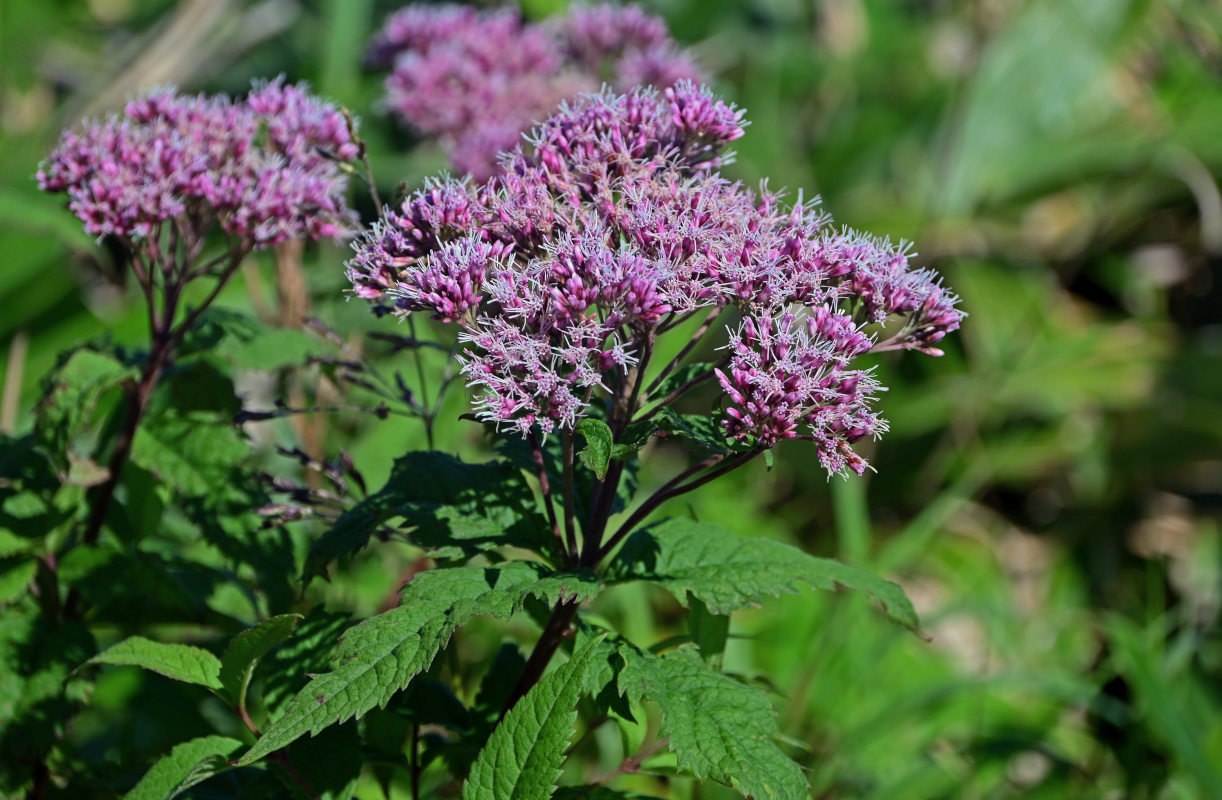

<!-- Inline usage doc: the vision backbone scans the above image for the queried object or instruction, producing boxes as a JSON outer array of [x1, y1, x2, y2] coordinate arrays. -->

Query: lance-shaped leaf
[[219, 614, 303, 707], [605, 518, 921, 635], [87, 636, 223, 691], [239, 562, 599, 764], [305, 452, 548, 580], [619, 644, 806, 800], [123, 735, 243, 800], [463, 638, 601, 800]]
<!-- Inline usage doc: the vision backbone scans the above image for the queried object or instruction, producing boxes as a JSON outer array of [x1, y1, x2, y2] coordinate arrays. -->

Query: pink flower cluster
[[717, 312, 882, 475], [348, 85, 962, 474], [367, 3, 703, 179], [38, 79, 357, 247]]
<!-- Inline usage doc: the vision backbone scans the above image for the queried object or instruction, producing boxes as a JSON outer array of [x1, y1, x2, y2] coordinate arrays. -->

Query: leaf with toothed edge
[[219, 614, 302, 707], [604, 517, 922, 635], [237, 562, 599, 765], [122, 735, 244, 800], [86, 636, 223, 691], [576, 418, 614, 479], [305, 452, 548, 580], [617, 643, 808, 800], [462, 637, 601, 800]]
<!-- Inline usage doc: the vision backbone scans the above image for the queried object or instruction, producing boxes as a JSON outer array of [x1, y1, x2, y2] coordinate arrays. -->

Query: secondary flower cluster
[[366, 3, 702, 179], [348, 84, 962, 474], [38, 80, 357, 248]]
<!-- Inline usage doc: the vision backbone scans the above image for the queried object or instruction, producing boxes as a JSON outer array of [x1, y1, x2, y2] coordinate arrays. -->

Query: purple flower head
[[715, 313, 885, 474], [348, 85, 962, 474], [391, 235, 513, 323], [368, 2, 705, 179], [39, 80, 358, 248], [347, 177, 478, 301]]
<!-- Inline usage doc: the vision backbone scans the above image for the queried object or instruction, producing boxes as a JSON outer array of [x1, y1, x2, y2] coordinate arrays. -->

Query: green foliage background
[[2, 0, 1221, 797]]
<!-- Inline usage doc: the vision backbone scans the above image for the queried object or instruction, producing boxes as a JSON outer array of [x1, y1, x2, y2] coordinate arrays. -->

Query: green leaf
[[34, 347, 136, 474], [220, 614, 303, 707], [618, 644, 806, 800], [656, 408, 731, 455], [0, 556, 36, 603], [181, 307, 328, 370], [306, 452, 546, 580], [577, 418, 614, 480], [0, 604, 95, 796], [130, 414, 250, 496], [123, 735, 243, 800], [87, 636, 223, 691], [463, 637, 600, 800], [606, 518, 921, 635], [259, 609, 351, 717], [688, 597, 729, 668], [239, 562, 600, 764]]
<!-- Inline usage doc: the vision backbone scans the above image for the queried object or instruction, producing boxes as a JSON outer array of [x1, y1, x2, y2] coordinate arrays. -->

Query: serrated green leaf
[[130, 415, 250, 496], [123, 735, 243, 800], [606, 518, 921, 635], [463, 638, 600, 800], [220, 614, 303, 707], [260, 609, 351, 717], [239, 562, 600, 764], [577, 418, 614, 480], [656, 408, 731, 455], [619, 644, 806, 800], [87, 636, 223, 691], [181, 307, 328, 370], [34, 348, 136, 471], [306, 452, 547, 581]]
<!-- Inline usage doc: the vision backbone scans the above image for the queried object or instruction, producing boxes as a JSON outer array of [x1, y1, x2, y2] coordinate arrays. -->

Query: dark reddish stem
[[646, 305, 722, 395], [66, 244, 246, 616], [499, 599, 580, 717], [237, 699, 322, 800], [594, 737, 671, 785], [597, 447, 761, 561], [528, 430, 567, 563]]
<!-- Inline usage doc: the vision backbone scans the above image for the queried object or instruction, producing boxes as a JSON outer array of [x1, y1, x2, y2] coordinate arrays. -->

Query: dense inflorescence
[[367, 3, 702, 179], [347, 84, 962, 474], [38, 79, 357, 249]]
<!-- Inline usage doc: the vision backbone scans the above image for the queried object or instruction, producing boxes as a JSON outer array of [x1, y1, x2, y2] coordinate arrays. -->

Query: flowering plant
[[366, 3, 703, 178], [17, 22, 962, 800], [34, 79, 357, 604], [233, 84, 959, 798]]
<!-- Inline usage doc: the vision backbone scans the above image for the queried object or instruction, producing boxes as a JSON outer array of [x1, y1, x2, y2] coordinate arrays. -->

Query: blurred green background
[[2, 0, 1221, 797]]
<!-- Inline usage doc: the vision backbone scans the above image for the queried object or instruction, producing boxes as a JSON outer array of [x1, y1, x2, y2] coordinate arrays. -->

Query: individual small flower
[[368, 2, 706, 179], [39, 80, 358, 249]]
